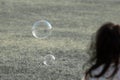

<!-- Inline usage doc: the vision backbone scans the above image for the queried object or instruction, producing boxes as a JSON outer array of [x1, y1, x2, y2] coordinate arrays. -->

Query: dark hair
[[85, 22, 120, 79]]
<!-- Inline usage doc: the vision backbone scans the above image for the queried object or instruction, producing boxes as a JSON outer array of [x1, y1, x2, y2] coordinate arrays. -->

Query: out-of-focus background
[[0, 0, 120, 80]]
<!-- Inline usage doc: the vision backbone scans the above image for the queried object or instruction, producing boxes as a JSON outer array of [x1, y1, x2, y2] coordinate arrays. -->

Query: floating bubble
[[43, 54, 55, 66], [32, 20, 52, 39]]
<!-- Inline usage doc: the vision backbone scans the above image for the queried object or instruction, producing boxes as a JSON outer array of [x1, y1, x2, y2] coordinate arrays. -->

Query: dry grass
[[0, 0, 120, 80]]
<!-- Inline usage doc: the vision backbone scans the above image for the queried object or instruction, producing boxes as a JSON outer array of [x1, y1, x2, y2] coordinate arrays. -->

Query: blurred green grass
[[0, 0, 120, 80]]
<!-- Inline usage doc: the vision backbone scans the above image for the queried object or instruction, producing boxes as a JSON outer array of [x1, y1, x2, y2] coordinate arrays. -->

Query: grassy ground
[[0, 0, 120, 80]]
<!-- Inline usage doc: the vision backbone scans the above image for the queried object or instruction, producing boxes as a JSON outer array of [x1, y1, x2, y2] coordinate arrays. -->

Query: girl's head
[[85, 22, 120, 79]]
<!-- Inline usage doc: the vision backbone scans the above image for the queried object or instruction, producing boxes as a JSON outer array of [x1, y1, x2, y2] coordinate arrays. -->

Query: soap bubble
[[43, 54, 55, 66], [32, 20, 52, 39]]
